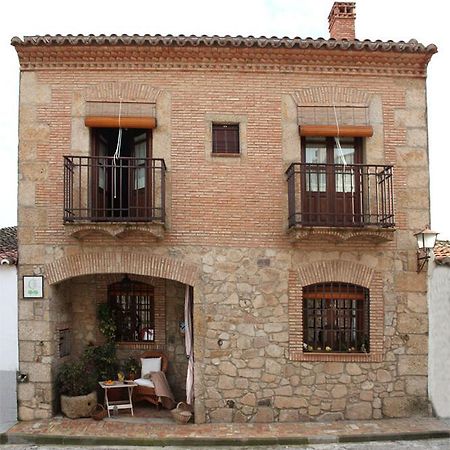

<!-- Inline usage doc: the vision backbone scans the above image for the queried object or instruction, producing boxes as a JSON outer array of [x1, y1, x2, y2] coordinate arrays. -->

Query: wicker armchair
[[132, 350, 169, 406]]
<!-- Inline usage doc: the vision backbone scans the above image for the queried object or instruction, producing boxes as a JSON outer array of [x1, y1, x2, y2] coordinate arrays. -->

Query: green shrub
[[83, 343, 119, 381], [56, 360, 96, 396]]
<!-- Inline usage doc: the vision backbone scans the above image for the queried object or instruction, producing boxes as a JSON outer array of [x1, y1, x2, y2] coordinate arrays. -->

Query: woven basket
[[171, 402, 192, 424], [91, 403, 107, 421]]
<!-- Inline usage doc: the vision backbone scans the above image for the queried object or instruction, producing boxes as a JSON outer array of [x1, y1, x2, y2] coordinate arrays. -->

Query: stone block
[[236, 323, 255, 336], [266, 344, 284, 358], [265, 359, 281, 376], [397, 313, 428, 334], [319, 412, 344, 421], [21, 73, 52, 104], [209, 408, 233, 423], [324, 362, 344, 375], [18, 406, 36, 421], [253, 336, 269, 348], [407, 293, 427, 313], [279, 409, 299, 422], [345, 402, 372, 420], [252, 407, 274, 423], [18, 383, 35, 402], [405, 376, 427, 396], [360, 391, 374, 402], [376, 369, 392, 383], [331, 385, 347, 399], [233, 411, 248, 423], [405, 86, 426, 109], [274, 396, 308, 409], [219, 361, 237, 377], [248, 357, 265, 369], [395, 272, 427, 293], [20, 362, 52, 384], [382, 397, 411, 418], [239, 368, 262, 379], [398, 355, 427, 376], [218, 375, 235, 390], [395, 109, 426, 128], [405, 335, 428, 354], [274, 385, 293, 396], [240, 392, 256, 407]]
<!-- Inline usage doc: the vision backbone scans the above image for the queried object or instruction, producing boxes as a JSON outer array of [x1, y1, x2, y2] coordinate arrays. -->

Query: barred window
[[303, 282, 369, 353], [212, 123, 240, 154], [108, 277, 155, 343]]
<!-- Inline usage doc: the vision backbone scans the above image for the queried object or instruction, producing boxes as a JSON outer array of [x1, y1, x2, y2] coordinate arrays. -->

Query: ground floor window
[[303, 282, 369, 353], [108, 277, 155, 342]]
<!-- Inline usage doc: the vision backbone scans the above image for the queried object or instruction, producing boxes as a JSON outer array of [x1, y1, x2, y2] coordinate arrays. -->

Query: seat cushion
[[141, 357, 162, 378], [134, 377, 155, 388]]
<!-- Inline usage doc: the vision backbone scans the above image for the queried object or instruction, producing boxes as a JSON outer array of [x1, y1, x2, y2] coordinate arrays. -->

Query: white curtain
[[184, 285, 194, 405]]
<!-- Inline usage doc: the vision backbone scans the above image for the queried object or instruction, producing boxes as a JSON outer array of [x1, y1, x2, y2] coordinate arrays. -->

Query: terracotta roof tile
[[10, 34, 437, 55], [0, 226, 17, 264], [434, 240, 450, 266]]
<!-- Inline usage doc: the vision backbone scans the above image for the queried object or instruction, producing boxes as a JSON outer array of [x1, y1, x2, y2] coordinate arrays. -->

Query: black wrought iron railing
[[64, 156, 166, 223], [286, 163, 395, 228]]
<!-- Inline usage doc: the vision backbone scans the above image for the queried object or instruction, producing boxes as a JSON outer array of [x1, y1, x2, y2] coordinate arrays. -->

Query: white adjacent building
[[0, 226, 18, 426], [428, 241, 450, 418]]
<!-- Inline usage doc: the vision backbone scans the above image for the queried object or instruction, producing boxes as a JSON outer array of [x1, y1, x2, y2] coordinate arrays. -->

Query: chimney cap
[[328, 2, 356, 40], [328, 2, 356, 21]]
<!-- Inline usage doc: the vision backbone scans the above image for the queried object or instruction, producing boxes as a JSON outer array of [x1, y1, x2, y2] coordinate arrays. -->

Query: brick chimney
[[328, 2, 356, 40]]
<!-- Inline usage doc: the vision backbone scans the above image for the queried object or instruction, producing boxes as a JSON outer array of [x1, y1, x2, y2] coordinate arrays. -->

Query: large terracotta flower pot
[[60, 391, 97, 419]]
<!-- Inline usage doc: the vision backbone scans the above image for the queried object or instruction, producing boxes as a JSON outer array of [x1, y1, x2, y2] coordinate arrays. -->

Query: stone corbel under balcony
[[288, 226, 396, 244], [64, 222, 165, 241]]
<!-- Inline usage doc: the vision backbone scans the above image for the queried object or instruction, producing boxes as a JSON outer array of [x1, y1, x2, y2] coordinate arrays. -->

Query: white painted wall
[[428, 260, 450, 418], [0, 264, 18, 424]]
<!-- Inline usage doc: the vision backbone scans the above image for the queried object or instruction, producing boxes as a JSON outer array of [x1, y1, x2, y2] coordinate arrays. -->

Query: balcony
[[63, 156, 166, 239], [286, 163, 395, 243]]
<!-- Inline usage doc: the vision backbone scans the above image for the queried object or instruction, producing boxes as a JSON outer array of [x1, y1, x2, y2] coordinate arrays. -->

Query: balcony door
[[301, 137, 362, 226], [92, 128, 152, 220]]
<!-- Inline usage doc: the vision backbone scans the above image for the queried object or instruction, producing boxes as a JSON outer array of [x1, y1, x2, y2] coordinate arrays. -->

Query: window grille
[[108, 277, 155, 343], [303, 282, 369, 353]]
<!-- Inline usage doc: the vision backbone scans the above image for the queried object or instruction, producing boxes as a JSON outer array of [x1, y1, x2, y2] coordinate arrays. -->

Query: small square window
[[212, 124, 240, 154]]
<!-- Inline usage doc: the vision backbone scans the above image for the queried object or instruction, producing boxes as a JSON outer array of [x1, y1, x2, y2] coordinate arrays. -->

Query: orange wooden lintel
[[85, 116, 157, 129], [299, 125, 373, 137]]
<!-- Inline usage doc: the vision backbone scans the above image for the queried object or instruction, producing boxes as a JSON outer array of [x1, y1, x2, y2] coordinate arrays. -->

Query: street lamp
[[414, 227, 439, 273]]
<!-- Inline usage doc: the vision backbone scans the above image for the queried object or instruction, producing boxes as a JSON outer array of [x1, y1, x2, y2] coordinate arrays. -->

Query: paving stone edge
[[0, 430, 449, 447]]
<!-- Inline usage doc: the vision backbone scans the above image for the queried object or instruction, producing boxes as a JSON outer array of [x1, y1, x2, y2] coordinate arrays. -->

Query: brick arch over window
[[289, 260, 383, 362], [46, 253, 199, 286], [292, 86, 371, 107], [86, 81, 161, 103]]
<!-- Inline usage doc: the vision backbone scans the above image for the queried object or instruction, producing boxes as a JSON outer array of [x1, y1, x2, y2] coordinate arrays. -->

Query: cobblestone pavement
[[2, 417, 450, 448], [3, 438, 450, 449]]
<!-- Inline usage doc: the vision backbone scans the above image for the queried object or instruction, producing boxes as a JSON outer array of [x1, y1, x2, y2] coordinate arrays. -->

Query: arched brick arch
[[86, 81, 161, 103], [46, 253, 199, 286], [297, 260, 375, 288], [289, 260, 383, 363], [292, 86, 370, 107]]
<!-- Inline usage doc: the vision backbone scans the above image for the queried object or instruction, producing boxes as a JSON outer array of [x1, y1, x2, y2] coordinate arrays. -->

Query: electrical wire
[[113, 97, 123, 199]]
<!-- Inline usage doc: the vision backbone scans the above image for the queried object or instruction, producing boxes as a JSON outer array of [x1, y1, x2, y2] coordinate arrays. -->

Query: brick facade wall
[[16, 43, 431, 422]]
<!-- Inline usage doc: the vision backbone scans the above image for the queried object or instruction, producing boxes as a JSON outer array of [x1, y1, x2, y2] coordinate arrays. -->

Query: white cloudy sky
[[0, 0, 448, 237]]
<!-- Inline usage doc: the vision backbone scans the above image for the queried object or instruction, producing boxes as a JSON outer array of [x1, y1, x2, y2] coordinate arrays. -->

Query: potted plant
[[123, 356, 140, 380], [56, 360, 97, 419]]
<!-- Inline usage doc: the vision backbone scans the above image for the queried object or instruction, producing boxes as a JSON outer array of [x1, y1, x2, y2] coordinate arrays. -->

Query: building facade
[[0, 226, 18, 425], [428, 241, 450, 418], [13, 3, 436, 422]]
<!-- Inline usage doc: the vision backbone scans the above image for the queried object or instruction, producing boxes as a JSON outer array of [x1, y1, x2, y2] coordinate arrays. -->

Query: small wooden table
[[99, 381, 137, 417]]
